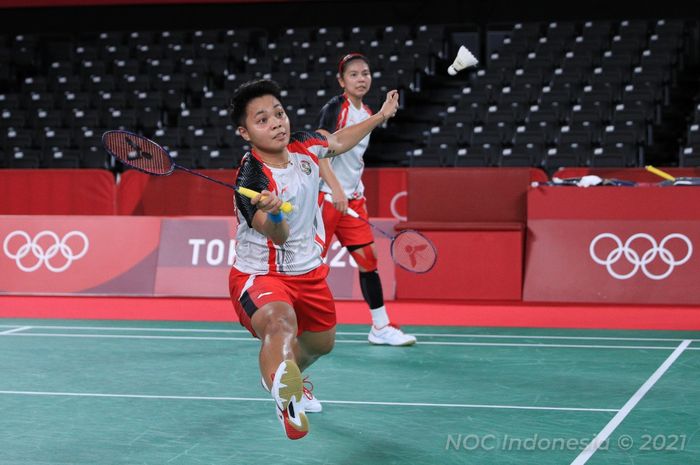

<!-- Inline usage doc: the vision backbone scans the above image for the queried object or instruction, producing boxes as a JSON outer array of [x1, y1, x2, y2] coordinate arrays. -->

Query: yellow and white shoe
[[270, 360, 308, 440], [263, 373, 322, 413]]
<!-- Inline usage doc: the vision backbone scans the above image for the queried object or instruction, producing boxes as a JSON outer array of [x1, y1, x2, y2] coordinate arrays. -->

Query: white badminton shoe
[[270, 359, 308, 440], [262, 373, 322, 413], [368, 323, 417, 346], [300, 376, 322, 413]]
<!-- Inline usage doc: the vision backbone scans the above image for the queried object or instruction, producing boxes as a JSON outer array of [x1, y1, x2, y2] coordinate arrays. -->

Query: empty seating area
[[680, 100, 700, 166], [1, 16, 698, 172], [0, 24, 446, 170], [384, 19, 698, 171]]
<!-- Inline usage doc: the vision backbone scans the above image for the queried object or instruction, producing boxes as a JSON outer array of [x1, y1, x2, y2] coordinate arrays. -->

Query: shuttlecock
[[447, 45, 478, 75]]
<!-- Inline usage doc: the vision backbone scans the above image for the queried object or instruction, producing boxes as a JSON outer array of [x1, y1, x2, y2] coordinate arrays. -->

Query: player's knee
[[264, 317, 296, 336], [255, 304, 297, 336], [314, 335, 335, 355], [348, 244, 377, 272]]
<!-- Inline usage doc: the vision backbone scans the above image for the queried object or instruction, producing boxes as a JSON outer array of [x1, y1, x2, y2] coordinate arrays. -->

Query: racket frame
[[102, 130, 293, 213]]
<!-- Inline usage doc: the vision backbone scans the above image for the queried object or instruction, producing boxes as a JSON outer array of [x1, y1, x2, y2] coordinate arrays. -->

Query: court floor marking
[[569, 339, 692, 465], [0, 390, 619, 413], [402, 333, 697, 342], [0, 332, 693, 350], [0, 324, 697, 342], [0, 326, 31, 335]]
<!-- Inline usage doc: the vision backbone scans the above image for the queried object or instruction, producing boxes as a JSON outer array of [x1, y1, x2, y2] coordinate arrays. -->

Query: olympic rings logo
[[3, 230, 89, 273], [589, 233, 693, 280]]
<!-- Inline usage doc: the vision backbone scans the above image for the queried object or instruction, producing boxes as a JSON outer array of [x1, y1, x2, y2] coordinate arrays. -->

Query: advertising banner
[[1, 216, 396, 299], [524, 220, 699, 304], [0, 216, 160, 295], [524, 187, 700, 304]]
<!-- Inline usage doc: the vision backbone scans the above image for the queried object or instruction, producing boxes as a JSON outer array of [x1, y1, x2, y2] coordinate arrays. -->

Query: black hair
[[229, 79, 283, 127], [338, 52, 370, 76]]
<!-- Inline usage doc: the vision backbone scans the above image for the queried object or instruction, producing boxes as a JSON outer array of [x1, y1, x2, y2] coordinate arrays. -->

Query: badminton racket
[[645, 165, 700, 185], [102, 130, 294, 213], [323, 194, 437, 273]]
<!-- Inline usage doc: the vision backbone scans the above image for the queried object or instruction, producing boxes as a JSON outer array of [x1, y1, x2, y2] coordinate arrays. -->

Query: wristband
[[267, 211, 284, 224]]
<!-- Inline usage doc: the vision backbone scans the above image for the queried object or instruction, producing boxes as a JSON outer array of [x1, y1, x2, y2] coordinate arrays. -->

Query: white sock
[[370, 306, 389, 328]]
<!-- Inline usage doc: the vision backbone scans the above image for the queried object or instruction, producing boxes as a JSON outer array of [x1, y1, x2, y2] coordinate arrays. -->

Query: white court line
[[0, 324, 248, 333], [402, 334, 674, 350], [569, 339, 691, 465], [402, 333, 696, 342], [2, 333, 255, 342], [0, 332, 684, 350], [0, 390, 618, 413], [0, 324, 696, 342], [0, 326, 32, 335]]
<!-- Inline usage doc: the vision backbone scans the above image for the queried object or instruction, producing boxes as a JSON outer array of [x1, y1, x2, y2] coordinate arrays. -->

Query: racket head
[[102, 130, 175, 176], [390, 229, 437, 273]]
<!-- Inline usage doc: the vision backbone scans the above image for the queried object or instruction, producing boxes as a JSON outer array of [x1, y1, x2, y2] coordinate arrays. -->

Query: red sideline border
[[1, 296, 700, 330]]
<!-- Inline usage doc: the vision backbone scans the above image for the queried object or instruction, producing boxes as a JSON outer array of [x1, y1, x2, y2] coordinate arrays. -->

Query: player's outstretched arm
[[323, 90, 399, 158], [251, 189, 289, 245], [317, 155, 348, 214]]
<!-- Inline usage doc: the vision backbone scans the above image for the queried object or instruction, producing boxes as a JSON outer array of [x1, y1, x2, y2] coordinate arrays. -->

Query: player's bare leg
[[296, 328, 336, 371], [291, 328, 336, 413], [251, 301, 299, 382], [251, 302, 309, 439]]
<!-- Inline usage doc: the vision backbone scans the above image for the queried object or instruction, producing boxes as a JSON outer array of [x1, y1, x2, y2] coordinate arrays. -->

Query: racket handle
[[645, 165, 676, 181], [237, 187, 294, 214], [323, 193, 359, 218]]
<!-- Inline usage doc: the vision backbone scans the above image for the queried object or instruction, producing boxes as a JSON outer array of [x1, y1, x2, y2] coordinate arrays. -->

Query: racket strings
[[103, 132, 173, 175], [391, 230, 437, 273]]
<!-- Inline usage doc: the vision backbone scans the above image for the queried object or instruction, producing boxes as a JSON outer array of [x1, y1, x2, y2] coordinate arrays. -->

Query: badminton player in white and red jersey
[[227, 79, 399, 440], [316, 53, 417, 347]]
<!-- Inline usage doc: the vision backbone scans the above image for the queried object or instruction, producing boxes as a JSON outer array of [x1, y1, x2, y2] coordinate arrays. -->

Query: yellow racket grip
[[236, 186, 294, 213], [645, 165, 676, 181]]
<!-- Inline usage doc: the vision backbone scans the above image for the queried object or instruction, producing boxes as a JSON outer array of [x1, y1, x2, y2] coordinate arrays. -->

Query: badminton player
[[227, 79, 399, 440], [316, 53, 416, 346]]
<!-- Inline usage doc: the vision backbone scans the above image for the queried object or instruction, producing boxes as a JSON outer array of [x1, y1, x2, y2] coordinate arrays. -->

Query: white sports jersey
[[233, 131, 329, 275], [317, 94, 372, 199]]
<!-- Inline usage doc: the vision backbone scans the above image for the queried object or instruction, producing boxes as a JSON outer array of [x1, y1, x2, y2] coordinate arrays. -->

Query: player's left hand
[[253, 189, 283, 214], [379, 90, 399, 121]]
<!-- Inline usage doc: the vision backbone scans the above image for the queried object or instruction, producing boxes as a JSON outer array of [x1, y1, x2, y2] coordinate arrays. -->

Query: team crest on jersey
[[299, 160, 312, 175]]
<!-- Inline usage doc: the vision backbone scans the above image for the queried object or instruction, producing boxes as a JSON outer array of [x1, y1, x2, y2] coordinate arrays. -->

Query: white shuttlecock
[[447, 45, 478, 75]]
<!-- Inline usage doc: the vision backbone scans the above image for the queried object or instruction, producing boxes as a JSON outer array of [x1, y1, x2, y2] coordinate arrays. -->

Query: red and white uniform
[[233, 131, 329, 275], [316, 94, 375, 252], [229, 131, 336, 337], [317, 94, 372, 200]]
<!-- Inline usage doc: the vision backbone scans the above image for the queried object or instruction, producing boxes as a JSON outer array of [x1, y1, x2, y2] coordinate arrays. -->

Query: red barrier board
[[362, 168, 408, 219], [524, 187, 700, 304], [0, 170, 116, 215], [117, 168, 408, 219], [117, 170, 236, 216], [395, 229, 523, 300]]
